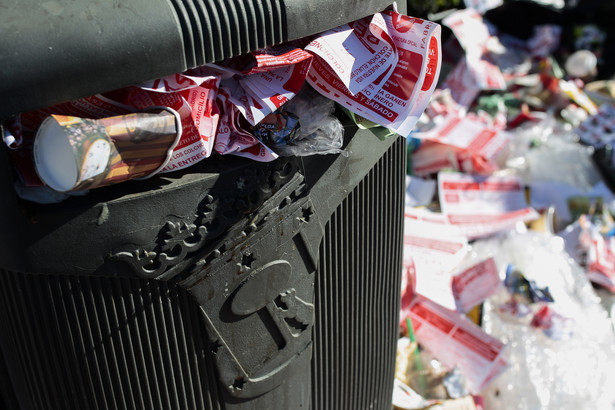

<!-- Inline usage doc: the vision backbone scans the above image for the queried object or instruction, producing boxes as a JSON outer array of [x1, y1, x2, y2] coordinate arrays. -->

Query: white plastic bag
[[469, 231, 615, 409]]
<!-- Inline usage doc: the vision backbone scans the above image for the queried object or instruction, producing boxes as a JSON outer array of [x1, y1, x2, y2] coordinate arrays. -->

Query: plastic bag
[[469, 231, 615, 410], [254, 86, 347, 157], [507, 115, 602, 191]]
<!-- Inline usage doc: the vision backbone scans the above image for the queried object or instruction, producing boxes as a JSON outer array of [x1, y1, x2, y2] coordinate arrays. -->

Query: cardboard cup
[[34, 108, 181, 192], [34, 115, 112, 192]]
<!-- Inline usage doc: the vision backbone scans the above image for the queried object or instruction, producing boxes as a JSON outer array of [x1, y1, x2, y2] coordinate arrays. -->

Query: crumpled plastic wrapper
[[469, 231, 615, 409], [505, 115, 603, 193], [252, 85, 347, 157]]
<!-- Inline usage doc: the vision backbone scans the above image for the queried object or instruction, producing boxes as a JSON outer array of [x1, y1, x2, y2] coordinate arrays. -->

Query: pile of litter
[[396, 1, 615, 409]]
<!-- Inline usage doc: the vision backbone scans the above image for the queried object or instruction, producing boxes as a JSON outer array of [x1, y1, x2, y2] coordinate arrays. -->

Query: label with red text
[[306, 9, 442, 136], [439, 172, 538, 239], [452, 257, 502, 313], [408, 294, 509, 394], [404, 207, 469, 309]]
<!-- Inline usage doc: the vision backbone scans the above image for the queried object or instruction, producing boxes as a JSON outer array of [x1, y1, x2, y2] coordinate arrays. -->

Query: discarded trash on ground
[[396, 1, 615, 409]]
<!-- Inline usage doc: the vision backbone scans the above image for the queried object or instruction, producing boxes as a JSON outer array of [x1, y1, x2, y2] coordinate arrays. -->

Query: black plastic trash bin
[[0, 1, 406, 409]]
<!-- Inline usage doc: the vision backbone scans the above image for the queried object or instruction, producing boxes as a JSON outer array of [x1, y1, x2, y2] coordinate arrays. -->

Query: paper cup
[[34, 115, 112, 191], [34, 108, 181, 192]]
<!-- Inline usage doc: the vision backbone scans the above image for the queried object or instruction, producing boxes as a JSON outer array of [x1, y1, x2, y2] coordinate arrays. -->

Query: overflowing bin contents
[[1, 3, 441, 202], [396, 1, 615, 409]]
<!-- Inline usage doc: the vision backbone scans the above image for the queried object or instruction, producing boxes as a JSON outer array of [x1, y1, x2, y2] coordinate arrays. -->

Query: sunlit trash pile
[[395, 1, 615, 409], [1, 3, 441, 202]]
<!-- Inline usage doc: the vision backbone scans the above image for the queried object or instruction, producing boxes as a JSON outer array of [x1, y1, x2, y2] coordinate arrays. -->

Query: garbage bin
[[0, 1, 406, 409]]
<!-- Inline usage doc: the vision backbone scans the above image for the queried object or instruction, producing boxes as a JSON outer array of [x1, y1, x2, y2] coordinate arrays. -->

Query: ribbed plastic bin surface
[[0, 0, 395, 120], [312, 137, 405, 409], [0, 274, 221, 410], [0, 128, 405, 409]]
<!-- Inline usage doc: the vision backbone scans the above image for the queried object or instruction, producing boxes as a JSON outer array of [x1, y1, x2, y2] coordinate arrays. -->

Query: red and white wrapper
[[443, 9, 492, 57], [440, 60, 483, 109], [306, 8, 441, 137], [410, 139, 463, 176], [139, 65, 225, 93], [126, 47, 312, 165], [423, 89, 466, 122], [412, 115, 511, 176], [118, 78, 220, 172], [401, 294, 510, 394], [452, 257, 502, 313], [220, 46, 313, 126], [442, 9, 506, 107], [213, 89, 278, 161], [438, 172, 539, 240], [404, 207, 470, 310], [210, 46, 312, 161], [307, 12, 398, 97]]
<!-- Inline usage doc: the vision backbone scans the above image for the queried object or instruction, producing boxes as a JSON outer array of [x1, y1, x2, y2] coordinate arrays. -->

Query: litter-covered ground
[[396, 1, 615, 409]]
